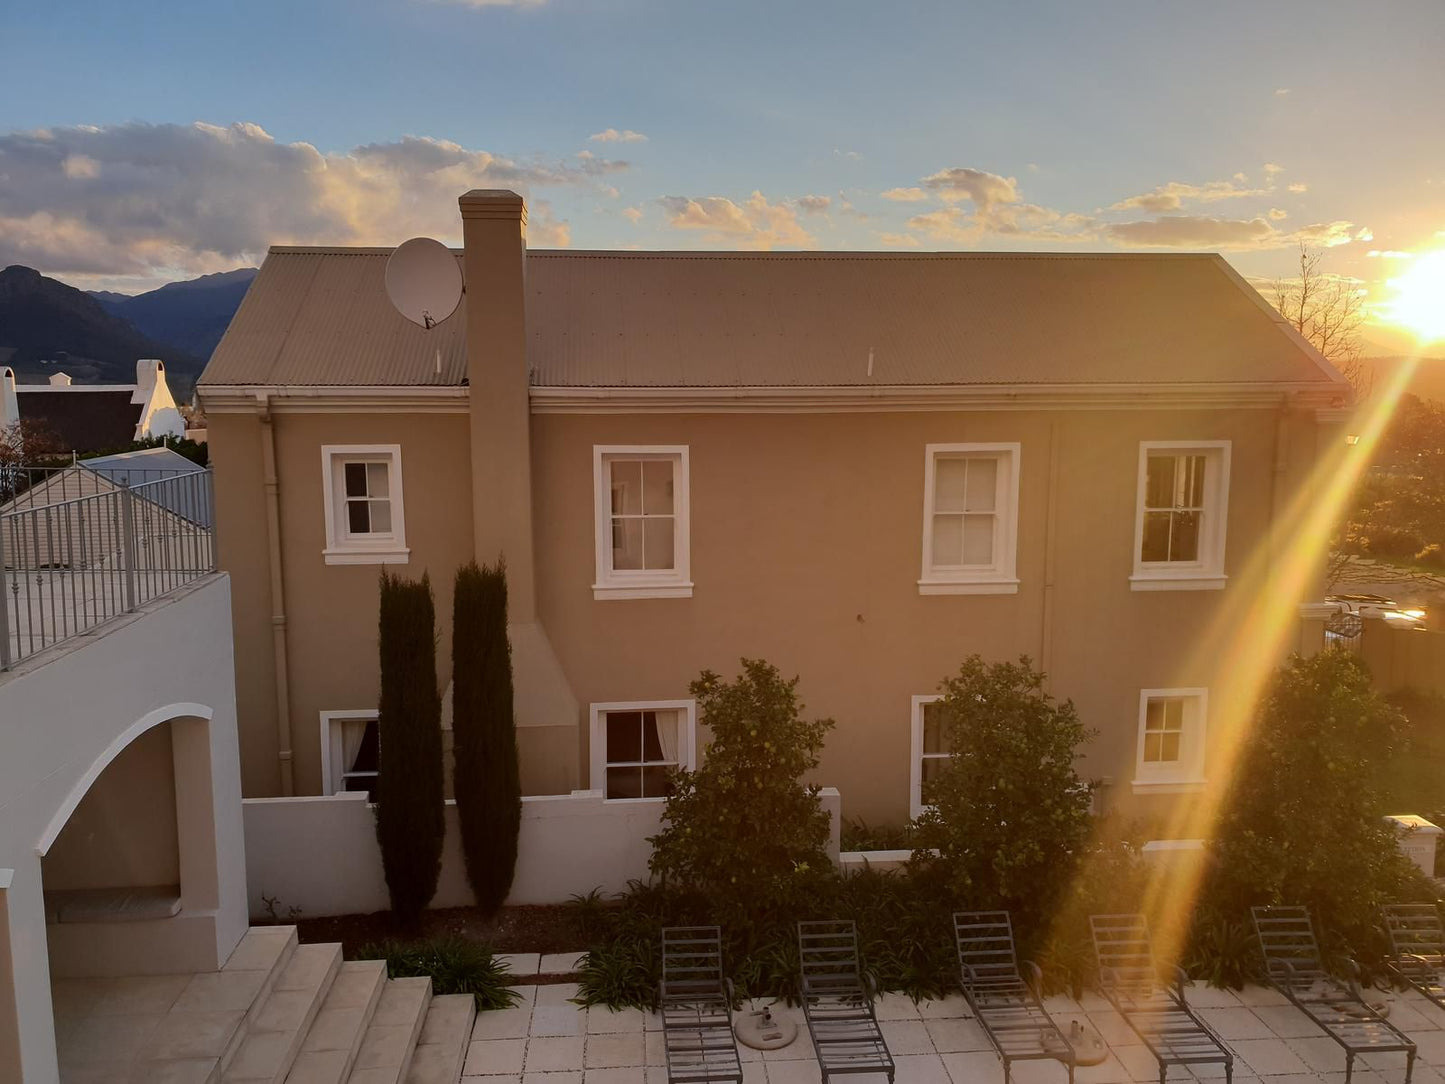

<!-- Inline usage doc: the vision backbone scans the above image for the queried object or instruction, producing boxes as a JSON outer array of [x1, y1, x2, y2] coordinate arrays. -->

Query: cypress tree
[[376, 570, 445, 928], [452, 559, 522, 912]]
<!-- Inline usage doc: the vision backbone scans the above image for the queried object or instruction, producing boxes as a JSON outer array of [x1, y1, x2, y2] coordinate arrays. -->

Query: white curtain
[[651, 710, 679, 765], [335, 718, 368, 790]]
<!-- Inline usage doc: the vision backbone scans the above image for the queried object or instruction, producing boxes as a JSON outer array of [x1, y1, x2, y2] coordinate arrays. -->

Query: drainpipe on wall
[[1039, 419, 1060, 677], [259, 396, 295, 795]]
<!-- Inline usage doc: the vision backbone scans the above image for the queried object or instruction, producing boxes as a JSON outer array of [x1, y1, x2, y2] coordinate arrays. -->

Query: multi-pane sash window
[[920, 443, 1020, 594], [1141, 697, 1185, 763], [1133, 689, 1207, 791], [344, 462, 393, 536], [1132, 442, 1229, 591], [589, 700, 697, 800], [910, 695, 955, 817], [1141, 454, 1205, 563], [321, 711, 380, 800], [321, 445, 408, 565], [593, 447, 692, 598]]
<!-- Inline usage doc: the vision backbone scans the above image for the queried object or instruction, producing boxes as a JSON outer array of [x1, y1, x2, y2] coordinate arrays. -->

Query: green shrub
[[358, 936, 519, 1010], [910, 656, 1096, 951], [648, 659, 835, 952], [841, 819, 920, 852], [1201, 649, 1430, 965], [452, 560, 521, 913], [375, 571, 445, 928]]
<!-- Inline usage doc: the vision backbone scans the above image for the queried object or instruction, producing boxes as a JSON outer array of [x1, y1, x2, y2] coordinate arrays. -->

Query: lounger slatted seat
[[1251, 905, 1416, 1084], [1383, 904, 1445, 1012], [955, 911, 1075, 1084], [660, 926, 743, 1084], [1089, 913, 1233, 1084], [797, 920, 895, 1084]]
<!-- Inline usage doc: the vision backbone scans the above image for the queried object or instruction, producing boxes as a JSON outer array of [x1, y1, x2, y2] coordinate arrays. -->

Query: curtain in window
[[651, 709, 679, 765]]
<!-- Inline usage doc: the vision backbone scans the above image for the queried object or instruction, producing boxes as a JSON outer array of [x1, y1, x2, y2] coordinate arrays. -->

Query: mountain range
[[0, 265, 255, 398]]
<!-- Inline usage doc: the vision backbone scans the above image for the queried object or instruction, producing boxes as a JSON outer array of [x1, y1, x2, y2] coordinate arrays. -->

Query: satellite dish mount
[[385, 237, 464, 329]]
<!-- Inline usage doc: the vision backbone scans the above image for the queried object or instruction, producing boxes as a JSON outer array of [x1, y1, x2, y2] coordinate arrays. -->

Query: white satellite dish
[[385, 237, 463, 329]]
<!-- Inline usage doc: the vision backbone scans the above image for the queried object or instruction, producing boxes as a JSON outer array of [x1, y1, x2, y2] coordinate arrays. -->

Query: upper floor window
[[588, 700, 697, 800], [1132, 689, 1207, 793], [1131, 441, 1229, 591], [593, 446, 692, 599], [321, 444, 409, 565], [919, 443, 1020, 595]]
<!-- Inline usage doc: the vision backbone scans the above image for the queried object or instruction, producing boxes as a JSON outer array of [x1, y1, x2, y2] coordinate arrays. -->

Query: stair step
[[403, 995, 477, 1084], [224, 942, 344, 1083], [284, 960, 389, 1084], [346, 977, 432, 1084]]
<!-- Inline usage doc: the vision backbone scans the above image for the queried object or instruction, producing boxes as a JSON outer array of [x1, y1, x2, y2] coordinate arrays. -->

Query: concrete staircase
[[57, 926, 478, 1084]]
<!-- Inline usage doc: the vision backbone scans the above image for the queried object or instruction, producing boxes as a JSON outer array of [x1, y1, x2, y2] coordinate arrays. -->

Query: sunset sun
[[1381, 248, 1445, 342]]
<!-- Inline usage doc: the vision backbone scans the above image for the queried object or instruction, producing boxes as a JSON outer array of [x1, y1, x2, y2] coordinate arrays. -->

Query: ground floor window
[[910, 695, 953, 818], [1132, 689, 1207, 793], [320, 710, 380, 800], [588, 700, 697, 800]]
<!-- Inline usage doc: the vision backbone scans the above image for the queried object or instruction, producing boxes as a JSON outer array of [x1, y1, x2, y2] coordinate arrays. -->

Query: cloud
[[0, 120, 620, 285], [1263, 162, 1284, 177], [877, 232, 921, 248], [1103, 215, 1364, 251], [657, 191, 815, 249], [834, 149, 863, 161], [795, 194, 831, 214], [880, 187, 929, 202], [589, 128, 648, 144], [1287, 183, 1308, 193], [1275, 87, 1291, 96], [921, 167, 1020, 208], [1268, 207, 1288, 221], [621, 206, 644, 224], [1110, 177, 1273, 212]]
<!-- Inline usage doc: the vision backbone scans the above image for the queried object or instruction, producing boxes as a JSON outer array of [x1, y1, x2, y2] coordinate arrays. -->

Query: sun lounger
[[797, 919, 895, 1084]]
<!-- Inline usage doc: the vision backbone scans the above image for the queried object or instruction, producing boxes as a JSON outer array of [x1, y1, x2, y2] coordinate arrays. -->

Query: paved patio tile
[[585, 1034, 646, 1069], [474, 1007, 535, 1041], [1234, 987, 1290, 1007], [541, 953, 589, 976], [523, 1074, 582, 1084], [762, 1061, 824, 1084], [511, 986, 540, 1008], [57, 1013, 165, 1067], [1185, 984, 1244, 1009], [1113, 1042, 1164, 1082], [500, 954, 543, 979], [924, 1018, 991, 1053], [1087, 1010, 1142, 1047], [525, 1037, 584, 1072], [1197, 1008, 1277, 1042], [1232, 1038, 1311, 1077], [880, 1020, 935, 1056], [1414, 1031, 1445, 1062], [90, 975, 191, 1017], [466, 1038, 527, 1076], [1254, 1005, 1321, 1039], [1385, 1000, 1440, 1032], [894, 1053, 952, 1084], [538, 984, 583, 1006], [1075, 1054, 1133, 1084], [942, 1050, 1003, 1084], [876, 993, 923, 1020], [1319, 1073, 1387, 1084], [1043, 995, 1085, 1016], [587, 1007, 647, 1034], [644, 1031, 665, 1067], [919, 995, 970, 1020], [741, 1063, 767, 1084], [1282, 1037, 1346, 1074], [462, 1076, 522, 1084], [532, 1006, 585, 1038], [582, 1069, 645, 1084]]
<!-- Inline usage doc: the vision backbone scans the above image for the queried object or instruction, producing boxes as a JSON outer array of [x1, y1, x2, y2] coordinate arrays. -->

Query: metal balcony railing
[[0, 464, 216, 670]]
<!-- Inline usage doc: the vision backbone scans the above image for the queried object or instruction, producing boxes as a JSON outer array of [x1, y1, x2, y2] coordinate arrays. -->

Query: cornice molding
[[199, 385, 468, 414]]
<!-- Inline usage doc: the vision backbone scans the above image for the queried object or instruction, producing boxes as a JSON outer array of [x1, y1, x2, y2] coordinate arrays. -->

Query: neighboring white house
[[0, 360, 186, 453]]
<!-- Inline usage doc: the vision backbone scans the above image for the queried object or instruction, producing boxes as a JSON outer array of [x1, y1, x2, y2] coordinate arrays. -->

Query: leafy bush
[[841, 819, 920, 852], [649, 659, 835, 950], [452, 560, 521, 913], [358, 936, 519, 1010], [1201, 649, 1433, 966], [375, 572, 445, 928], [910, 656, 1096, 949]]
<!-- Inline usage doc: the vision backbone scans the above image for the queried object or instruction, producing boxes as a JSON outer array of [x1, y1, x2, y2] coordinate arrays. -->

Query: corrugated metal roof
[[201, 248, 1341, 390], [201, 248, 466, 387]]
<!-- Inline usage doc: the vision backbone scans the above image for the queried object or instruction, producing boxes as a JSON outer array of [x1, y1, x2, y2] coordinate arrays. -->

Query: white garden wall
[[243, 786, 842, 919]]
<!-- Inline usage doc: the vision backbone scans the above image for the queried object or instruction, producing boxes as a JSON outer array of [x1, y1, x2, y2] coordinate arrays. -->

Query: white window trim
[[1131, 688, 1208, 795], [918, 442, 1021, 595], [319, 709, 379, 797], [909, 694, 946, 819], [588, 699, 698, 802], [592, 445, 693, 600], [321, 444, 410, 565], [1130, 441, 1229, 591]]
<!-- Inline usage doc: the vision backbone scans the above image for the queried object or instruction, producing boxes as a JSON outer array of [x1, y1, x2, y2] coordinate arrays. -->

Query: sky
[[1, 0, 1442, 343]]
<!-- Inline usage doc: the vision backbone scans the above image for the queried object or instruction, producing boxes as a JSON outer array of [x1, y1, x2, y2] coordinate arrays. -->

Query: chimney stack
[[459, 189, 536, 620], [1, 367, 17, 427], [48, 372, 72, 387]]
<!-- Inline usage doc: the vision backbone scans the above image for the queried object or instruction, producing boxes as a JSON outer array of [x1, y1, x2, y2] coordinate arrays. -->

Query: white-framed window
[[588, 700, 697, 801], [1131, 441, 1230, 591], [320, 444, 409, 565], [320, 710, 380, 799], [919, 443, 1021, 595], [592, 446, 692, 599], [909, 695, 953, 818], [1131, 689, 1207, 793]]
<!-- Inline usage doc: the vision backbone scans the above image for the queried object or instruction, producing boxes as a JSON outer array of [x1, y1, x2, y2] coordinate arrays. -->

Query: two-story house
[[197, 189, 1349, 830]]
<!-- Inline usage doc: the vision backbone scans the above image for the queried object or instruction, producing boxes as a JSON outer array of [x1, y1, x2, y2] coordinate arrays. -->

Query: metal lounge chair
[[1251, 905, 1416, 1084], [954, 911, 1076, 1084], [1088, 913, 1233, 1084], [1382, 904, 1445, 1011], [797, 920, 895, 1084], [659, 926, 744, 1084]]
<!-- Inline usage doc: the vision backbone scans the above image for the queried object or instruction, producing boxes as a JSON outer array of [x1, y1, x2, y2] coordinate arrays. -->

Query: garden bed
[[294, 903, 591, 960]]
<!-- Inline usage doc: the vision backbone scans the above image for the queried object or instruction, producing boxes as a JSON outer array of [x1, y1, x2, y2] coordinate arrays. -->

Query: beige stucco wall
[[212, 397, 1331, 833], [208, 410, 473, 797]]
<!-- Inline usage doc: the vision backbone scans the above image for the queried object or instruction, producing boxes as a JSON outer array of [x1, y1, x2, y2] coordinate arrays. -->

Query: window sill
[[600, 796, 668, 804], [1131, 778, 1207, 795], [918, 578, 1020, 596], [323, 546, 411, 566], [1129, 572, 1225, 592], [592, 581, 694, 601]]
